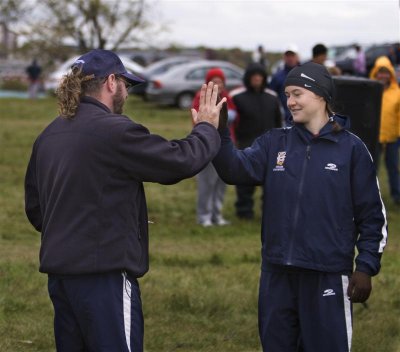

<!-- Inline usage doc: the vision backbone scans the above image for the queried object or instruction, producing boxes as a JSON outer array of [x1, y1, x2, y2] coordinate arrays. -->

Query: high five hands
[[191, 82, 227, 129]]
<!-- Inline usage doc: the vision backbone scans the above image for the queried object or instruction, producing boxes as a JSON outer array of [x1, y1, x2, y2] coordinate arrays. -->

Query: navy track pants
[[258, 269, 353, 352], [48, 271, 143, 352]]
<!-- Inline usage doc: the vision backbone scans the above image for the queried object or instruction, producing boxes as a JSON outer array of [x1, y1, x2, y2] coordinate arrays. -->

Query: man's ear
[[104, 74, 118, 93]]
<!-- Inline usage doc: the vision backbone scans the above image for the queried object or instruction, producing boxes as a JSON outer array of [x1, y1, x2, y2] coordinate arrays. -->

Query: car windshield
[[366, 46, 390, 57], [186, 66, 243, 81], [186, 68, 209, 80], [148, 62, 186, 76]]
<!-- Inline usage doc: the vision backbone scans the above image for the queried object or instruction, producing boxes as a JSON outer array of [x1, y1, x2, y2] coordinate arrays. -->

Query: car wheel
[[177, 92, 194, 109]]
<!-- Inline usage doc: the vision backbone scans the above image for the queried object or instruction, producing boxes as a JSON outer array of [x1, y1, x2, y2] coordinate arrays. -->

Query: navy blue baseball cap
[[71, 49, 145, 86]]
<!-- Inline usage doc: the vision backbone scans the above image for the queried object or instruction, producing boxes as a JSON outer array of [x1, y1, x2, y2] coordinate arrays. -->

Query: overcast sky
[[151, 0, 400, 59]]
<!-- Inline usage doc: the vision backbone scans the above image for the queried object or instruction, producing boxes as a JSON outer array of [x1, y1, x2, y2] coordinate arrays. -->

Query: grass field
[[0, 95, 399, 352]]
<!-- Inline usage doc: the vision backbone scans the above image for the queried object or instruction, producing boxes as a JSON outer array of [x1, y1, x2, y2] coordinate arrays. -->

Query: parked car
[[131, 56, 201, 97], [329, 45, 358, 75], [146, 60, 244, 109], [44, 55, 145, 93]]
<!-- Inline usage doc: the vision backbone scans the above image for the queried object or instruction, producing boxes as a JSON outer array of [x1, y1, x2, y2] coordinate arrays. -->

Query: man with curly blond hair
[[25, 49, 226, 352]]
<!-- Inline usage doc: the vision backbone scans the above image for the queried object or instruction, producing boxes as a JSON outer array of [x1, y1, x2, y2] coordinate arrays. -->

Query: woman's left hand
[[347, 271, 372, 303]]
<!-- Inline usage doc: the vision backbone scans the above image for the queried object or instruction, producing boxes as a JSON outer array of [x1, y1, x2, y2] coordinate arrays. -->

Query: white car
[[131, 56, 201, 97], [44, 55, 145, 92], [146, 60, 244, 109]]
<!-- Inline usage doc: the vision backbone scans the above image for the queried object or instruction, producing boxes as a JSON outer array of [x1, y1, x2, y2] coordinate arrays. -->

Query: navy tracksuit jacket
[[214, 115, 387, 275], [25, 96, 221, 278]]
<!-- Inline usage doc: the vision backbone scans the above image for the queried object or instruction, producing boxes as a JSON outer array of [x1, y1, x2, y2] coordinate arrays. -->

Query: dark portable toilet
[[332, 76, 383, 163]]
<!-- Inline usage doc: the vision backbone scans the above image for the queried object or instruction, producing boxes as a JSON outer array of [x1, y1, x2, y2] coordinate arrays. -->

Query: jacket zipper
[[286, 144, 310, 265]]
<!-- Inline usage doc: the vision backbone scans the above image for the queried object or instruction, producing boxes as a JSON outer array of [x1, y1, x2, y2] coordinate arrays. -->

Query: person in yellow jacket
[[370, 56, 400, 205]]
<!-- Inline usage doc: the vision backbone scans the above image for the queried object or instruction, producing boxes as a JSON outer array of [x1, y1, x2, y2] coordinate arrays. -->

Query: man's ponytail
[[56, 66, 102, 119]]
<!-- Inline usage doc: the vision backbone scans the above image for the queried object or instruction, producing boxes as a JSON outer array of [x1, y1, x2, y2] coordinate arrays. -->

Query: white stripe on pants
[[341, 275, 353, 351], [122, 272, 132, 352]]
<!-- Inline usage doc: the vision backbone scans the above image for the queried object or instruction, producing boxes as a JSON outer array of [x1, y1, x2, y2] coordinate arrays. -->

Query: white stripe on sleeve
[[375, 176, 388, 253], [350, 132, 388, 253]]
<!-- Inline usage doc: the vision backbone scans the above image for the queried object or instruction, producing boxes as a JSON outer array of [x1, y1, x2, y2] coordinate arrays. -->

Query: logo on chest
[[273, 151, 286, 172], [324, 163, 338, 172]]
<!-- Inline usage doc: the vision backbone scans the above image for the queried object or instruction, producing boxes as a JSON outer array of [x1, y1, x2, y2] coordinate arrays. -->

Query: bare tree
[[18, 0, 152, 56], [0, 0, 31, 57]]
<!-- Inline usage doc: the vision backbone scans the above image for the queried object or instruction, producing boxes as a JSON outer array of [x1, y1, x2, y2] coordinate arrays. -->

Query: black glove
[[217, 98, 228, 131], [347, 271, 372, 303]]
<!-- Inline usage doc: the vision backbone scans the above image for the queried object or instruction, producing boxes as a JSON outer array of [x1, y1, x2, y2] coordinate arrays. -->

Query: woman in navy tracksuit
[[213, 62, 388, 352]]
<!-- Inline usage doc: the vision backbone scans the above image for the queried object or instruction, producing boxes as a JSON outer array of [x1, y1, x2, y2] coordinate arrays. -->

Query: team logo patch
[[322, 288, 336, 297], [324, 163, 338, 172], [273, 151, 286, 172]]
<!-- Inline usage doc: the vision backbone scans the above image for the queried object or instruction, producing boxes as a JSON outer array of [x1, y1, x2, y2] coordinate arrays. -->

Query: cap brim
[[121, 72, 146, 86]]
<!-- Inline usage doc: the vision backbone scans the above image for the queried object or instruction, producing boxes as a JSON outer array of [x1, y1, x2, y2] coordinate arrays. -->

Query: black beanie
[[284, 62, 334, 103]]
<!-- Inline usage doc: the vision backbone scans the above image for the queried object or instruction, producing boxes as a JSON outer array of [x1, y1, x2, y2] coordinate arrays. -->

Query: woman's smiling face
[[285, 86, 326, 124]]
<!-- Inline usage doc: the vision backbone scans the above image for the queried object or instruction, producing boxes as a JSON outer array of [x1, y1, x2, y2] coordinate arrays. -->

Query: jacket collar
[[294, 113, 350, 144], [294, 120, 339, 144], [80, 95, 112, 113]]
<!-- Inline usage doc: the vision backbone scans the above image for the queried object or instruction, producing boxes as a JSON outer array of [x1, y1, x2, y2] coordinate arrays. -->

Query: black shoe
[[237, 213, 254, 220]]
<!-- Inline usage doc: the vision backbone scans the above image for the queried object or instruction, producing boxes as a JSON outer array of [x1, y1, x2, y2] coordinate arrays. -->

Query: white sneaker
[[199, 219, 213, 227], [215, 217, 230, 226]]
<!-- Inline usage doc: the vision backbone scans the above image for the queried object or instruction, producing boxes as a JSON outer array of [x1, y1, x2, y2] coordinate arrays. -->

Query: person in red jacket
[[192, 68, 237, 226]]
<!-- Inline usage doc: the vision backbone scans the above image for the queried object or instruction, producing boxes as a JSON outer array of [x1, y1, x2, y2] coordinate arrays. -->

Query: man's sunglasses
[[102, 74, 132, 90], [115, 74, 133, 90]]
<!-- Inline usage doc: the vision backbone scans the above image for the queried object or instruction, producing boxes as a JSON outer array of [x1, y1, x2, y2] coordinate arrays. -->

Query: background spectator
[[252, 44, 269, 71], [312, 43, 328, 65], [269, 44, 300, 126], [370, 56, 400, 205], [192, 68, 236, 226], [353, 44, 367, 77], [26, 59, 42, 99], [231, 63, 282, 219]]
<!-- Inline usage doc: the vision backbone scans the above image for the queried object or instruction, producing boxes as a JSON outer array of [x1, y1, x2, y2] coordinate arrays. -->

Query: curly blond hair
[[55, 66, 103, 119]]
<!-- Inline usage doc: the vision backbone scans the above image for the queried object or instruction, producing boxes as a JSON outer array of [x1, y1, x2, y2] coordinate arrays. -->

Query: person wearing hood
[[214, 62, 388, 351], [369, 56, 400, 205], [230, 62, 282, 219]]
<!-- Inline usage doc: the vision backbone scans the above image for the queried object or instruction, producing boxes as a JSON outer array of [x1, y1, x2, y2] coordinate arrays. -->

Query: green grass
[[0, 96, 399, 351]]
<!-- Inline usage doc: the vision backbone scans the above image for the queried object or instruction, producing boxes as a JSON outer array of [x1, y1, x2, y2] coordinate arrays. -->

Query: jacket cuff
[[218, 127, 231, 137], [355, 261, 378, 277], [195, 121, 217, 130]]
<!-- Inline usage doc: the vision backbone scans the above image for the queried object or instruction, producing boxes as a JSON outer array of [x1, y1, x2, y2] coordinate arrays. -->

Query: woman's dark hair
[[56, 66, 104, 119], [326, 103, 343, 133]]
